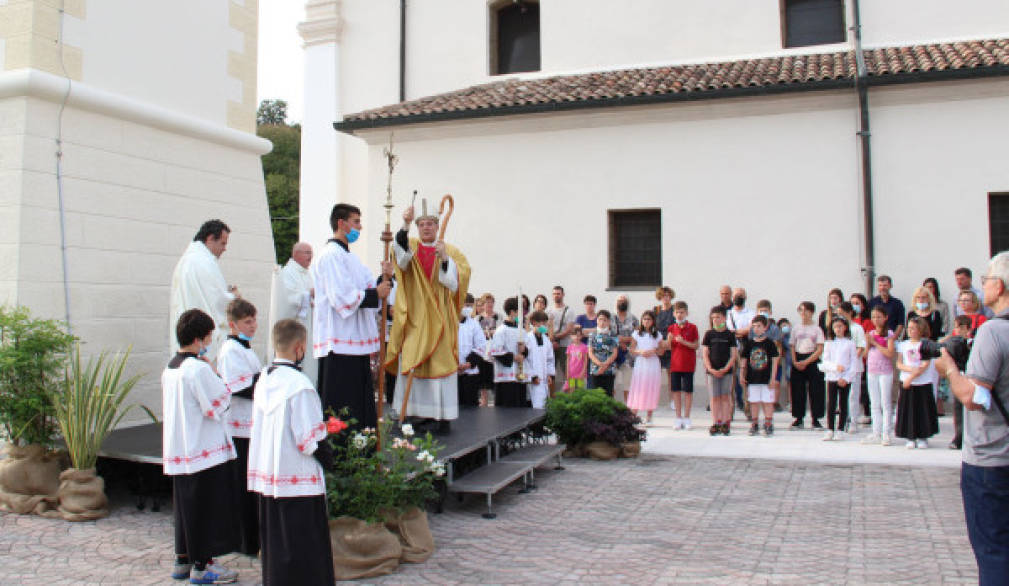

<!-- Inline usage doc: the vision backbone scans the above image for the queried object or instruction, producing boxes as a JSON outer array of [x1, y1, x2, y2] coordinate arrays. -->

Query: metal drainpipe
[[399, 0, 406, 102], [853, 0, 875, 295]]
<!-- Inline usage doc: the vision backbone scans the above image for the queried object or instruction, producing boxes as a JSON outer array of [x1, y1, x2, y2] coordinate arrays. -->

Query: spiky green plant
[[52, 345, 155, 470]]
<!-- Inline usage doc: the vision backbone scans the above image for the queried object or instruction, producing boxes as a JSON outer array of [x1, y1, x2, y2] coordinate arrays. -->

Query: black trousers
[[319, 352, 376, 430], [458, 373, 481, 407], [591, 374, 615, 397], [230, 438, 259, 556], [259, 495, 334, 586], [173, 462, 240, 563], [827, 381, 850, 431], [790, 353, 825, 421]]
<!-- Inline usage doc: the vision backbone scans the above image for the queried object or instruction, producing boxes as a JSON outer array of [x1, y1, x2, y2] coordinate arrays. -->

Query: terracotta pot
[[585, 441, 619, 461], [0, 444, 62, 515], [384, 506, 435, 563], [329, 516, 402, 580], [620, 441, 641, 458], [57, 468, 108, 522]]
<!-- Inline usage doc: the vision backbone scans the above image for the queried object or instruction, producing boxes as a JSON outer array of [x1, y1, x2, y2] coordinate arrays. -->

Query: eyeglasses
[[981, 275, 1003, 286]]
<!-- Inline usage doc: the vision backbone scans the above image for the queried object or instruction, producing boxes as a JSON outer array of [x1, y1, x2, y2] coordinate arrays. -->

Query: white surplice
[[490, 322, 523, 383], [247, 362, 327, 498], [310, 240, 381, 358], [217, 337, 263, 439], [269, 259, 318, 383], [458, 316, 488, 375], [169, 241, 235, 360], [524, 331, 556, 408], [161, 355, 236, 476]]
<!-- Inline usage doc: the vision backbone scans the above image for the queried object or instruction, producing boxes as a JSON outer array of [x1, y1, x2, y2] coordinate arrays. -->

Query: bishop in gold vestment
[[386, 204, 471, 426]]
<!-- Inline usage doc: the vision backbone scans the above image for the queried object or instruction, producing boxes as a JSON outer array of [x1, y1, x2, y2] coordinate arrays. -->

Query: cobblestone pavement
[[1, 454, 976, 585]]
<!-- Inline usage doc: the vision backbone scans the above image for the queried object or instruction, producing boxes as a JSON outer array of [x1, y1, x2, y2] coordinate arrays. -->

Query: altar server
[[163, 309, 240, 584], [458, 293, 488, 407], [490, 296, 528, 407], [269, 241, 318, 383], [312, 203, 392, 429], [169, 219, 236, 360], [217, 298, 262, 556], [524, 310, 556, 408], [248, 319, 335, 586]]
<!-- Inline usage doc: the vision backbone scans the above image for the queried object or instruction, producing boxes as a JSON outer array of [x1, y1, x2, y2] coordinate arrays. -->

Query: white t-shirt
[[897, 339, 938, 385], [727, 307, 755, 335], [790, 324, 824, 355], [849, 322, 867, 373]]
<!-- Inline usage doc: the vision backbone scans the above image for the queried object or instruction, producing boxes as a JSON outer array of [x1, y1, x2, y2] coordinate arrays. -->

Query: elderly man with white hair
[[269, 242, 317, 382], [937, 251, 1009, 585]]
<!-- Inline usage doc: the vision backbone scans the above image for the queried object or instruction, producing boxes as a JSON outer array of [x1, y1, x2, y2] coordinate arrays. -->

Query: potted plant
[[544, 388, 646, 460], [325, 418, 444, 580], [0, 306, 75, 515], [50, 344, 152, 521]]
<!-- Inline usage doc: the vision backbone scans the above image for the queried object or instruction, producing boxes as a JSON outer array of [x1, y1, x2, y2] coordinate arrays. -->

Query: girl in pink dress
[[627, 311, 664, 424], [564, 326, 588, 391]]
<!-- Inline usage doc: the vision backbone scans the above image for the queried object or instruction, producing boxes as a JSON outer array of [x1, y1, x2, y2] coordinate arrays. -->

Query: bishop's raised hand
[[402, 206, 415, 226]]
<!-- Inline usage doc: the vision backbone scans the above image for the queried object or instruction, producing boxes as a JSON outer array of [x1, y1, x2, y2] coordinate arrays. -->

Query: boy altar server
[[216, 298, 262, 556], [525, 310, 556, 408], [163, 309, 240, 584], [249, 319, 335, 586], [490, 296, 528, 407]]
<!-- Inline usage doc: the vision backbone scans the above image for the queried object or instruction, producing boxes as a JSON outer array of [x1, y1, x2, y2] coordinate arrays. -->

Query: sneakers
[[916, 439, 929, 449], [191, 563, 238, 584], [763, 423, 774, 437], [905, 440, 916, 449], [709, 424, 719, 436], [881, 434, 891, 446], [790, 419, 804, 430], [811, 420, 824, 429], [722, 423, 731, 436], [683, 418, 692, 430], [748, 423, 759, 436], [861, 433, 880, 445], [172, 562, 193, 580], [822, 430, 834, 441]]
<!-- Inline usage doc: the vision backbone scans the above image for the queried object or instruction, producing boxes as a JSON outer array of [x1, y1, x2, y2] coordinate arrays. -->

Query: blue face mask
[[915, 302, 928, 311], [781, 326, 791, 334], [197, 346, 208, 357], [346, 228, 360, 243], [238, 333, 253, 342], [852, 304, 862, 314], [536, 325, 548, 334]]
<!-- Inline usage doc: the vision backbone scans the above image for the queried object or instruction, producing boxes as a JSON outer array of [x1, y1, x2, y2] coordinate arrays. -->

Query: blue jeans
[[961, 462, 1009, 585]]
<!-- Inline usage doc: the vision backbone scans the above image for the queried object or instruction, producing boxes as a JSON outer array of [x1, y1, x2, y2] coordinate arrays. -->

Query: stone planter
[[329, 516, 402, 580]]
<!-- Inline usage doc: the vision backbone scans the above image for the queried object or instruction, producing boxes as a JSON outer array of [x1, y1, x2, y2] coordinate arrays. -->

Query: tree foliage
[[257, 99, 301, 264]]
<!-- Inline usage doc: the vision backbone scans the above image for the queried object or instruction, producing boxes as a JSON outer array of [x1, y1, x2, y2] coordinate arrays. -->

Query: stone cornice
[[298, 0, 341, 47]]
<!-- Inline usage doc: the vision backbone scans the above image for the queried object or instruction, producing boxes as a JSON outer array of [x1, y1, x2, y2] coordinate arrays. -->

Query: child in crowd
[[627, 310, 663, 425], [820, 317, 859, 441], [565, 325, 588, 391], [588, 310, 619, 396], [703, 306, 737, 435], [249, 319, 335, 585], [752, 300, 782, 412], [458, 293, 487, 407], [777, 317, 792, 410], [216, 298, 262, 557], [942, 315, 974, 450], [864, 306, 896, 445], [849, 292, 874, 424], [525, 310, 556, 408], [790, 301, 825, 429], [895, 316, 940, 449], [667, 301, 699, 430], [163, 309, 240, 584], [490, 296, 527, 407], [739, 315, 779, 436], [837, 302, 867, 433]]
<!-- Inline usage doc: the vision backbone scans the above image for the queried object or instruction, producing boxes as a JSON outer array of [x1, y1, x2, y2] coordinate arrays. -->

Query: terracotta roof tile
[[338, 38, 1009, 130]]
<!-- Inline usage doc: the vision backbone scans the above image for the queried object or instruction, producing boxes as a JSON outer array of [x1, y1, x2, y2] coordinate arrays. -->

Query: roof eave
[[333, 65, 1009, 135]]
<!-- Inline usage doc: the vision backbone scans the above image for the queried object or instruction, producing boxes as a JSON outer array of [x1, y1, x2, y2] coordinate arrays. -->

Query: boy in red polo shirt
[[667, 301, 699, 429]]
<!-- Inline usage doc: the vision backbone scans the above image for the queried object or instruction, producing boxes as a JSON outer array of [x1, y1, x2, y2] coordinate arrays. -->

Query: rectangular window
[[491, 1, 540, 75], [782, 0, 846, 48], [609, 210, 661, 288], [990, 193, 1009, 256]]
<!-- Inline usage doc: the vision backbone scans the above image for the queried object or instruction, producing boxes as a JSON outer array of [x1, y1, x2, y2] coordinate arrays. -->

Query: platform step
[[499, 443, 564, 466], [447, 462, 531, 495]]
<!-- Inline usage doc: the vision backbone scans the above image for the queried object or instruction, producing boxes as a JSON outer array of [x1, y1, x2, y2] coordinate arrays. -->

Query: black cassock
[[258, 495, 334, 585]]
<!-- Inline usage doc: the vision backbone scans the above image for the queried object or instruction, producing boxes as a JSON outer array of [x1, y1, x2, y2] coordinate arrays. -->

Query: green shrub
[[544, 388, 646, 447], [0, 306, 75, 448]]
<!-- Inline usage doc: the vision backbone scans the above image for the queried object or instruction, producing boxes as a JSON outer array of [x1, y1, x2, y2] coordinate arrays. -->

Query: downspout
[[853, 0, 875, 295], [399, 0, 406, 102]]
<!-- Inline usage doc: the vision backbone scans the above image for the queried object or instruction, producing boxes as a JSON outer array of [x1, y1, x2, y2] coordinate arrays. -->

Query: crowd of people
[[459, 268, 993, 447]]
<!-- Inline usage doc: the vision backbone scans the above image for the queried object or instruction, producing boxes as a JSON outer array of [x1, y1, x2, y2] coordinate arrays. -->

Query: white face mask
[[462, 306, 473, 318]]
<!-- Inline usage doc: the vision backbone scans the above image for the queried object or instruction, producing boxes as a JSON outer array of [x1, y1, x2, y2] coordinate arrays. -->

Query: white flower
[[352, 433, 368, 449], [430, 463, 446, 477], [401, 423, 414, 437], [416, 450, 434, 463]]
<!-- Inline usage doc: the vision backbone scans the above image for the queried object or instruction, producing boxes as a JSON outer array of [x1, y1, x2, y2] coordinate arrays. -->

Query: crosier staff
[[377, 137, 399, 449]]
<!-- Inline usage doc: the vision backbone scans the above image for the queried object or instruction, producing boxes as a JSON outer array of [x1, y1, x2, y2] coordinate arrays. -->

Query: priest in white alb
[[169, 219, 238, 361], [269, 241, 317, 383]]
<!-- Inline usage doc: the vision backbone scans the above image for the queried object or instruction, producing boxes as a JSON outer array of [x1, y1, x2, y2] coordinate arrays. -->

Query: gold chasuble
[[385, 238, 471, 381]]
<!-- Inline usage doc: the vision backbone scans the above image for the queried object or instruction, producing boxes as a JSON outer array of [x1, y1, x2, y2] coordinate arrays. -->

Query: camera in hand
[[919, 337, 971, 371]]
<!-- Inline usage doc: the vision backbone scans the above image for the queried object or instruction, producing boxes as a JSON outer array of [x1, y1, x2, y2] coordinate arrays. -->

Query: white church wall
[[10, 95, 275, 422], [352, 90, 865, 327], [0, 97, 26, 308]]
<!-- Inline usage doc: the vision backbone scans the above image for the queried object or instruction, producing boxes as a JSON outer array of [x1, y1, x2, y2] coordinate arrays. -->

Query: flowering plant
[[325, 417, 444, 523]]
